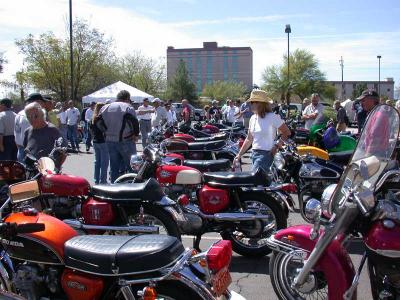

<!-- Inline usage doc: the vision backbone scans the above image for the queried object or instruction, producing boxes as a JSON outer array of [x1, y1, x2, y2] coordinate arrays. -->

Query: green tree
[[15, 19, 117, 102], [118, 52, 166, 97], [262, 49, 334, 103], [0, 52, 5, 73], [352, 83, 368, 99], [201, 80, 247, 100], [167, 60, 196, 101]]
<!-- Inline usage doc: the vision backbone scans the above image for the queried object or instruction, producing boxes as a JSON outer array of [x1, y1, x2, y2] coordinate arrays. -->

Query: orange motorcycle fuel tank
[[3, 212, 77, 264]]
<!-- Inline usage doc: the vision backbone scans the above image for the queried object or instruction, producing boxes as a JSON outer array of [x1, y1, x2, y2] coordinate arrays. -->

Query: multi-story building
[[327, 78, 395, 100], [167, 42, 253, 94]]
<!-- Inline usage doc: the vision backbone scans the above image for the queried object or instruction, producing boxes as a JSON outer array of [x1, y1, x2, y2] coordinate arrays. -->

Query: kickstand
[[193, 235, 202, 252]]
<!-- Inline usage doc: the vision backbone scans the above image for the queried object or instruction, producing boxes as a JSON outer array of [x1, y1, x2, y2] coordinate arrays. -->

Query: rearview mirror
[[9, 180, 40, 204]]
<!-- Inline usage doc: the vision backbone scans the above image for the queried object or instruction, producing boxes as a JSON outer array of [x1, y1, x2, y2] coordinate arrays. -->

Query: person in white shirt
[[234, 100, 244, 125], [225, 100, 239, 125], [65, 100, 81, 151], [14, 93, 49, 162], [84, 102, 95, 152], [137, 98, 155, 148], [57, 103, 68, 141], [302, 93, 325, 130], [234, 90, 291, 173], [151, 98, 167, 129], [165, 103, 177, 125]]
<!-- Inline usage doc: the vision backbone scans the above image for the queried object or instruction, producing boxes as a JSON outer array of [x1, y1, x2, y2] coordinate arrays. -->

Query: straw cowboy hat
[[247, 89, 273, 104]]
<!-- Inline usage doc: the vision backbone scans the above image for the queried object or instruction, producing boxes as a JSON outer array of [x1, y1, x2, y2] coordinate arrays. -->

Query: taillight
[[279, 183, 297, 194], [82, 198, 115, 225], [140, 286, 157, 300], [206, 240, 232, 272]]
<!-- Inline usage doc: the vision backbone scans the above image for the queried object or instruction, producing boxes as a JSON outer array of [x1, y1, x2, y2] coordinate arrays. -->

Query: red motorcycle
[[267, 104, 400, 299], [0, 142, 182, 239], [115, 146, 293, 257], [0, 180, 241, 300]]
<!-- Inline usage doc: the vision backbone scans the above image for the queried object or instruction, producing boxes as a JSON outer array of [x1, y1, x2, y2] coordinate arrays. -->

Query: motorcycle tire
[[221, 192, 287, 257], [269, 251, 330, 300], [124, 204, 181, 240]]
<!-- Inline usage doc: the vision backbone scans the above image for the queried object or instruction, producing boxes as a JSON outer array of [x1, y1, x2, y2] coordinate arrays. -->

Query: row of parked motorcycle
[[1, 106, 400, 300]]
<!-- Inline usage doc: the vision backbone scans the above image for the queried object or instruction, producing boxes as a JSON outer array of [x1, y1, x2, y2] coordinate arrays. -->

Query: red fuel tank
[[4, 212, 77, 264], [202, 124, 219, 134], [156, 165, 202, 185], [364, 221, 400, 256], [39, 174, 90, 196], [173, 133, 195, 143]]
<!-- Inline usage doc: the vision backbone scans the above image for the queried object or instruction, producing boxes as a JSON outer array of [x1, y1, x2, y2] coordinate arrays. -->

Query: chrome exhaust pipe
[[63, 219, 159, 234], [183, 204, 269, 222]]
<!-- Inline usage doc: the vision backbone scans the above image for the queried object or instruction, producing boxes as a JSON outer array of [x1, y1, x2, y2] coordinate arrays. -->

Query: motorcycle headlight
[[130, 155, 144, 172], [321, 184, 337, 217], [273, 152, 285, 170]]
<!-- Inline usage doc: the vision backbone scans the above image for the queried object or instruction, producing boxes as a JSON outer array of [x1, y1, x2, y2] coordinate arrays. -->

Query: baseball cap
[[356, 89, 379, 101]]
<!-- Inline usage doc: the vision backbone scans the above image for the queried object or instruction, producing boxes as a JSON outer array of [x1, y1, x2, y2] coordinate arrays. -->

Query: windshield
[[328, 105, 400, 216]]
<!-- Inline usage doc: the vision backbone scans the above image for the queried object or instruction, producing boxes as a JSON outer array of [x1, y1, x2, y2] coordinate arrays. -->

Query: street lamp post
[[285, 24, 291, 116], [339, 56, 344, 100], [69, 0, 74, 101], [377, 55, 381, 96]]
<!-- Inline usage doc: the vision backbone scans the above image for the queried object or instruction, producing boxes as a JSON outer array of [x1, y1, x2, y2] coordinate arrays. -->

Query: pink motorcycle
[[267, 104, 400, 300]]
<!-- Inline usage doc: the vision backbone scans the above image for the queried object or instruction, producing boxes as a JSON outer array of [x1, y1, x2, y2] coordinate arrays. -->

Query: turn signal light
[[279, 183, 297, 194], [143, 286, 157, 300], [206, 240, 232, 272], [177, 194, 190, 206]]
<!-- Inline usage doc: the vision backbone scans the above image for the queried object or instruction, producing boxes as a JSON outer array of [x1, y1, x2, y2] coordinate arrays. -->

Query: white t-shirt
[[65, 107, 80, 125], [226, 106, 239, 123], [249, 113, 284, 151], [85, 108, 94, 123], [57, 111, 67, 125], [166, 110, 177, 124], [235, 105, 244, 122], [137, 105, 154, 120], [303, 103, 325, 130]]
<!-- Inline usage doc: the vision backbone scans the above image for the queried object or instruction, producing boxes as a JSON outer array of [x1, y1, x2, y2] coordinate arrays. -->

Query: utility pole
[[339, 56, 344, 100], [69, 0, 74, 101], [377, 55, 381, 96]]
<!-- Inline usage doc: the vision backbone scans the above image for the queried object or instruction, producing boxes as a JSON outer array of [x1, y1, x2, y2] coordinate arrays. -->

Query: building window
[[388, 88, 391, 92], [207, 51, 213, 84], [223, 50, 228, 81], [187, 51, 193, 79], [353, 84, 356, 89], [232, 49, 238, 82]]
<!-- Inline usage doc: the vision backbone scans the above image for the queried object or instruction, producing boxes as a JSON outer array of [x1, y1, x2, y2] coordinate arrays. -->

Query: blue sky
[[1, 0, 399, 96]]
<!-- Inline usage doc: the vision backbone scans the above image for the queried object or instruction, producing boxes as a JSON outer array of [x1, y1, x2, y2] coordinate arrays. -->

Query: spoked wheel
[[125, 205, 181, 239], [270, 251, 328, 300], [221, 192, 287, 257]]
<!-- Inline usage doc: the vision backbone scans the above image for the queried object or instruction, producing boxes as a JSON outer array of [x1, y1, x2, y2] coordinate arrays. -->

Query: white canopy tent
[[82, 81, 154, 105]]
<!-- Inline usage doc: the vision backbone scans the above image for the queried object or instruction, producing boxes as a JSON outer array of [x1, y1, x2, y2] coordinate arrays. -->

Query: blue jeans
[[251, 149, 273, 173], [93, 142, 109, 184], [59, 124, 68, 142], [67, 125, 79, 150], [106, 141, 136, 183], [17, 145, 25, 163]]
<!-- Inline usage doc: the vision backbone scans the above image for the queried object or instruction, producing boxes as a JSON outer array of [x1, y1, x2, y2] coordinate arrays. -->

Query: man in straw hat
[[234, 90, 291, 173]]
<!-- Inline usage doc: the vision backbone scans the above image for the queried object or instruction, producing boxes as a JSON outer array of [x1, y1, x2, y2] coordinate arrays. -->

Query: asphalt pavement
[[62, 140, 371, 300]]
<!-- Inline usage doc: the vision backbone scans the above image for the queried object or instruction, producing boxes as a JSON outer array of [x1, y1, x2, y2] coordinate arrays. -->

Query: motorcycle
[[267, 104, 400, 299], [115, 146, 292, 257], [0, 180, 243, 300], [0, 140, 183, 239], [271, 140, 343, 222]]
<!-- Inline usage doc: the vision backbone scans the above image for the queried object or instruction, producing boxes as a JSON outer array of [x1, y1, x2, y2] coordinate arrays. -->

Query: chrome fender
[[268, 225, 356, 300]]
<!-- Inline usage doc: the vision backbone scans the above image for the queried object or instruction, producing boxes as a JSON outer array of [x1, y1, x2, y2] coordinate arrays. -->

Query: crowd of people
[[0, 86, 393, 184], [0, 91, 195, 184]]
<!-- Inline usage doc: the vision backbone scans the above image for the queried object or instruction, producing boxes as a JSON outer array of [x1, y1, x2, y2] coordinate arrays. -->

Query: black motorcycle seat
[[194, 133, 228, 142], [91, 178, 164, 202], [183, 159, 231, 172], [203, 168, 270, 187], [328, 151, 352, 165], [188, 140, 226, 151], [64, 235, 184, 276]]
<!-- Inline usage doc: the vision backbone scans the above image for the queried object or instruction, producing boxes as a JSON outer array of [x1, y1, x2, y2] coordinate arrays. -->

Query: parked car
[[173, 102, 205, 121]]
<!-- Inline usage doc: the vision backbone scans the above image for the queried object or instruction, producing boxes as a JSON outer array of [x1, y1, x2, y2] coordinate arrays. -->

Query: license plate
[[211, 267, 232, 297]]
